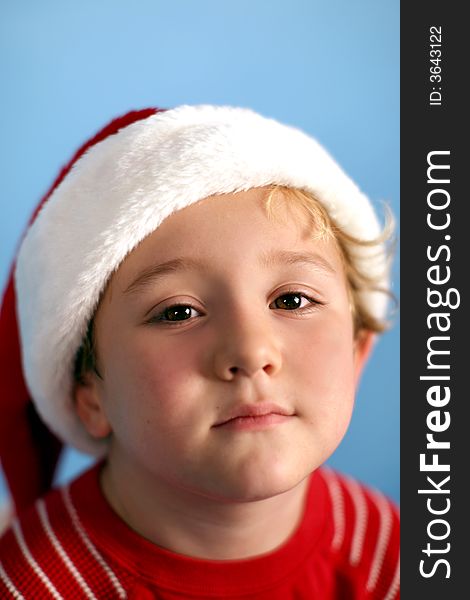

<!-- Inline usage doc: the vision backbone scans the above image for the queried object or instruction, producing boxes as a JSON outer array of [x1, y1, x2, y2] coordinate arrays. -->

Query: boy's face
[[78, 187, 372, 502]]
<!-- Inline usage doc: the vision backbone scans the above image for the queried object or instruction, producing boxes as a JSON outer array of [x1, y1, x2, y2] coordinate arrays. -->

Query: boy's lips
[[213, 402, 295, 430]]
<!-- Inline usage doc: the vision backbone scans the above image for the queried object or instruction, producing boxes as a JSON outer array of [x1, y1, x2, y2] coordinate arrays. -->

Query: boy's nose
[[212, 316, 282, 381]]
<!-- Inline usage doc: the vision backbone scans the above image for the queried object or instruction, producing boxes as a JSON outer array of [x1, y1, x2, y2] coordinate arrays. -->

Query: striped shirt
[[0, 464, 399, 599]]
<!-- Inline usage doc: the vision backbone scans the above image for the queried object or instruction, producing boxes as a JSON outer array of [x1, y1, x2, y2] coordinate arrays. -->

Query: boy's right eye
[[151, 304, 201, 323]]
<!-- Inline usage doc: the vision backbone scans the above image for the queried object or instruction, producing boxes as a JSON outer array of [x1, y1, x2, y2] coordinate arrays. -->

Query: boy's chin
[[196, 459, 317, 503], [222, 478, 308, 504]]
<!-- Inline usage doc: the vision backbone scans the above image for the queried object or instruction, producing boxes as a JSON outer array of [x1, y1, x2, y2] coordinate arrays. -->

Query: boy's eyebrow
[[260, 250, 337, 275], [123, 258, 208, 295], [124, 250, 336, 295]]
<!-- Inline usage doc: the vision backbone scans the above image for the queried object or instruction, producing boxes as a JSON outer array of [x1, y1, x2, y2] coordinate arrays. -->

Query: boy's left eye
[[270, 292, 315, 311]]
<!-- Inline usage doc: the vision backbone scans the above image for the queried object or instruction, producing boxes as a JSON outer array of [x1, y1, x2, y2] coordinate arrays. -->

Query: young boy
[[0, 105, 399, 599]]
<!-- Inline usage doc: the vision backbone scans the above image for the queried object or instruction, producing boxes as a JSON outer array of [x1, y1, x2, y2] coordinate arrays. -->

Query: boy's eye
[[271, 292, 314, 310], [155, 305, 199, 322], [273, 293, 307, 310]]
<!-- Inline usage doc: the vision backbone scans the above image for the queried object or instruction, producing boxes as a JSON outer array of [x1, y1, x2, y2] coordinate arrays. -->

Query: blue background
[[0, 0, 399, 504]]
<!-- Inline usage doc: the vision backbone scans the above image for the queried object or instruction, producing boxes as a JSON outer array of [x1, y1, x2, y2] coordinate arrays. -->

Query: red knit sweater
[[0, 465, 399, 599]]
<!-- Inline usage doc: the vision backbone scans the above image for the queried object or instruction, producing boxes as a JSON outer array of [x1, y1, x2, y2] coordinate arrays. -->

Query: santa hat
[[0, 105, 388, 512]]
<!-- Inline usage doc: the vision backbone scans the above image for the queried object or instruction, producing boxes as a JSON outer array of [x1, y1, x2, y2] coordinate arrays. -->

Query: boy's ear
[[353, 330, 376, 385], [74, 375, 111, 439]]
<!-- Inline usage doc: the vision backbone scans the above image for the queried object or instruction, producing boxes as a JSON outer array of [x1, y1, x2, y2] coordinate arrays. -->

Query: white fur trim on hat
[[15, 105, 388, 454]]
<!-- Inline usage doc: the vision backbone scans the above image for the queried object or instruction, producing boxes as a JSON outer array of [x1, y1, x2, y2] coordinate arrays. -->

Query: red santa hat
[[0, 105, 388, 512]]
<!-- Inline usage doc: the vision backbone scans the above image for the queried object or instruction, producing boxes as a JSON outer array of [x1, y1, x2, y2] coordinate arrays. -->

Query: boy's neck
[[100, 455, 310, 560]]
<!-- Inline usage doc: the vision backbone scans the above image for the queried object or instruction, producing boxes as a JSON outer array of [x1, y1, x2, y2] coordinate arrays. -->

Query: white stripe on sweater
[[366, 491, 393, 591], [12, 519, 63, 600], [343, 476, 368, 567], [0, 562, 25, 600], [37, 499, 98, 600], [61, 486, 126, 598], [383, 553, 400, 600], [322, 468, 345, 551]]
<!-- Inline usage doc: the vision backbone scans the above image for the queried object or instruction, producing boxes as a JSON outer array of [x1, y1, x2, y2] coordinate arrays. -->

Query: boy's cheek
[[292, 319, 356, 376], [102, 346, 206, 423]]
